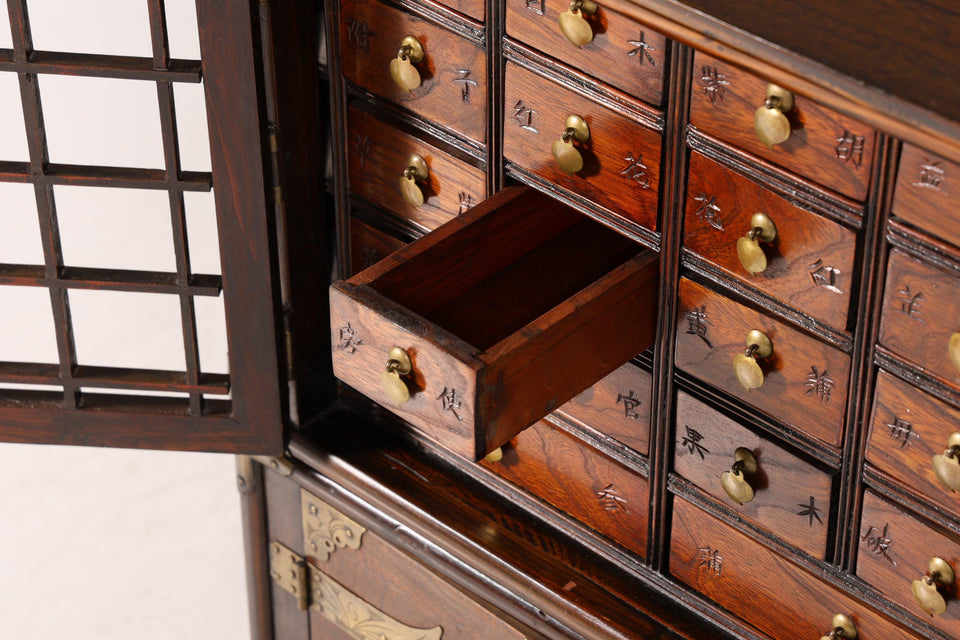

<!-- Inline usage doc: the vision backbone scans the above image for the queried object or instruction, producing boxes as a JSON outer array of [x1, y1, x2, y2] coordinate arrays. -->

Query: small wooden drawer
[[349, 216, 409, 276], [439, 0, 484, 23], [893, 145, 960, 250], [558, 360, 652, 456], [503, 60, 662, 232], [347, 104, 487, 232], [857, 491, 960, 635], [689, 51, 876, 201], [675, 278, 851, 448], [505, 0, 667, 106], [867, 370, 960, 518], [339, 0, 486, 145], [330, 188, 659, 460], [879, 249, 960, 392], [683, 151, 858, 330], [482, 418, 648, 558], [673, 391, 833, 558], [670, 495, 917, 640]]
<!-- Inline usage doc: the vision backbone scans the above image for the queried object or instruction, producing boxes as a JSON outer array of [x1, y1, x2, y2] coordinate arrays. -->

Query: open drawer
[[330, 188, 659, 460]]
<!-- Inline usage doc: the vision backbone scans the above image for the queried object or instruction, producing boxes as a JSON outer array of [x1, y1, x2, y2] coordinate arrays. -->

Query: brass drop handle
[[949, 331, 960, 374], [818, 614, 857, 640], [736, 212, 778, 275], [558, 0, 598, 47], [389, 35, 425, 92], [754, 84, 794, 148], [720, 447, 758, 505], [912, 556, 956, 616], [551, 115, 590, 174], [932, 433, 960, 491], [380, 346, 412, 405], [733, 329, 773, 392], [399, 154, 429, 207]]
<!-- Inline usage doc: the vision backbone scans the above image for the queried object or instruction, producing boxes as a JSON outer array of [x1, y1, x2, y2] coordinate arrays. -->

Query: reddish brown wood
[[0, 50, 202, 81], [675, 278, 851, 448], [347, 103, 487, 232], [670, 495, 916, 640], [503, 60, 662, 231], [483, 418, 649, 558], [683, 150, 858, 331], [422, 0, 484, 23], [0, 161, 212, 190], [0, 265, 222, 296], [893, 145, 960, 250], [0, 361, 229, 394], [857, 491, 960, 636], [558, 360, 652, 456], [689, 51, 875, 201], [264, 471, 310, 640], [505, 0, 666, 106], [348, 217, 410, 276], [673, 391, 833, 558], [339, 0, 487, 145]]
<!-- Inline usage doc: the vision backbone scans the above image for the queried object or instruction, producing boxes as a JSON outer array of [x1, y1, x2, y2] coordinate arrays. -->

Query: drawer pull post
[[720, 447, 758, 505], [819, 613, 857, 640], [551, 115, 590, 174], [733, 329, 772, 391], [381, 346, 413, 405], [754, 84, 794, 148], [912, 556, 956, 616], [390, 35, 425, 92], [736, 212, 778, 275], [932, 432, 960, 491], [558, 0, 598, 47], [399, 153, 430, 207]]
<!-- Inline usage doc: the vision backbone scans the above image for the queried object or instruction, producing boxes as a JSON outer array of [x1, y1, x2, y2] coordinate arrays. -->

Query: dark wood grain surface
[[893, 145, 960, 250], [349, 217, 410, 276]]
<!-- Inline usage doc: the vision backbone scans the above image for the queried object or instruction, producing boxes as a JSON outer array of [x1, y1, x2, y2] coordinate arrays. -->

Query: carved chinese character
[[436, 386, 464, 421], [693, 193, 723, 231], [804, 366, 834, 405], [627, 33, 656, 66], [336, 323, 362, 354], [914, 158, 945, 190], [808, 259, 843, 294], [360, 245, 380, 270], [861, 523, 897, 565], [887, 416, 920, 448], [346, 18, 371, 51], [681, 425, 709, 460], [596, 483, 628, 513], [683, 305, 713, 349], [453, 69, 478, 103], [699, 66, 730, 106], [896, 284, 924, 321], [835, 129, 865, 168], [513, 99, 538, 133], [698, 547, 723, 576], [796, 496, 823, 527], [619, 153, 649, 188], [524, 0, 544, 14], [458, 192, 476, 215], [616, 390, 642, 420], [353, 134, 372, 169]]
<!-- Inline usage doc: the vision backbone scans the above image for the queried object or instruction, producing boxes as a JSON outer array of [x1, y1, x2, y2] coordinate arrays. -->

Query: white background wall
[[0, 2, 252, 638]]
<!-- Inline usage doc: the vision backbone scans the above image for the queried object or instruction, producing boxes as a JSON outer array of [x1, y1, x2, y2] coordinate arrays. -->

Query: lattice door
[[0, 0, 283, 453]]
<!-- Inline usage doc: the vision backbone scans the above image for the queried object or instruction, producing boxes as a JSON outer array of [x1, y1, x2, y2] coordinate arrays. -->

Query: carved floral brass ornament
[[912, 556, 955, 616], [390, 35, 425, 92], [736, 212, 777, 275], [719, 447, 758, 505], [301, 489, 367, 562], [932, 432, 960, 492], [551, 114, 590, 174], [557, 0, 598, 47], [732, 329, 772, 392], [753, 83, 794, 148], [818, 613, 857, 640]]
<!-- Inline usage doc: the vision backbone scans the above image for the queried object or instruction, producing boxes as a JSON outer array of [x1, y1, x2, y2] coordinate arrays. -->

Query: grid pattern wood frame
[[0, 0, 284, 454]]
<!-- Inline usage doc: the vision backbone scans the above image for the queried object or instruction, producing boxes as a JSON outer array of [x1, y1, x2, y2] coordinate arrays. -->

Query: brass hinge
[[254, 454, 295, 476]]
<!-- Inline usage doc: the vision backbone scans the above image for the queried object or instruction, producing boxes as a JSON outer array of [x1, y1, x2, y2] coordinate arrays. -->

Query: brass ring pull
[[754, 84, 794, 148], [720, 447, 758, 505], [380, 346, 413, 405], [558, 0, 598, 47], [819, 614, 857, 640], [399, 154, 429, 207], [912, 557, 956, 616], [551, 115, 590, 174], [733, 329, 772, 392], [736, 212, 777, 275], [390, 35, 425, 92], [932, 432, 960, 492]]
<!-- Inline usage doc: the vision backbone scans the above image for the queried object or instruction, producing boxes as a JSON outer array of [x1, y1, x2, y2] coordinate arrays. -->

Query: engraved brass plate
[[270, 541, 309, 610], [301, 489, 366, 562]]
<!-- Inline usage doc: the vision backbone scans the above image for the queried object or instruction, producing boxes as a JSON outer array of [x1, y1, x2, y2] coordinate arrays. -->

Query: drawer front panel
[[676, 278, 851, 447], [483, 418, 648, 558], [689, 51, 875, 201], [340, 0, 487, 145], [683, 151, 858, 330], [349, 216, 409, 276], [348, 105, 487, 231], [558, 360, 652, 456], [444, 0, 484, 23], [504, 61, 662, 231], [673, 391, 832, 557], [879, 249, 960, 391], [505, 0, 666, 105], [857, 491, 960, 635], [670, 496, 916, 640], [893, 145, 960, 249], [867, 369, 960, 518]]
